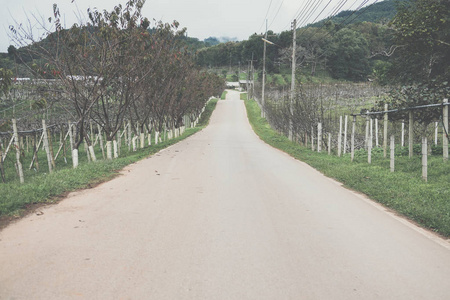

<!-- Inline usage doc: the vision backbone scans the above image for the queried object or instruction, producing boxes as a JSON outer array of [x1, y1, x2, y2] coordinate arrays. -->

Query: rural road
[[1, 90, 450, 299]]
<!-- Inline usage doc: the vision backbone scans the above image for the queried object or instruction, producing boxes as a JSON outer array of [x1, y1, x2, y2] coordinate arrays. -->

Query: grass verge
[[0, 98, 219, 223], [244, 96, 450, 238], [221, 90, 228, 100]]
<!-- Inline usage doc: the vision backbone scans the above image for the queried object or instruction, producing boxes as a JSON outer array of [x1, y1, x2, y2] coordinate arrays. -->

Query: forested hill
[[310, 0, 399, 28]]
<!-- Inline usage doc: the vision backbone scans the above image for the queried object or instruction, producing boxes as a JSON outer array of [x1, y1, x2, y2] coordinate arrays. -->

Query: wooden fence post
[[383, 104, 388, 158], [401, 120, 405, 147], [127, 120, 132, 151], [42, 120, 53, 173], [88, 139, 97, 162], [0, 148, 5, 183], [443, 98, 448, 162], [365, 111, 369, 150], [338, 116, 342, 156], [12, 119, 24, 183], [98, 124, 105, 160], [368, 120, 372, 164], [68, 122, 74, 151], [68, 123, 78, 168], [409, 111, 414, 158], [390, 135, 395, 172], [84, 141, 91, 163], [422, 136, 427, 182], [351, 115, 356, 162], [328, 133, 331, 155], [117, 131, 121, 156], [343, 115, 348, 154], [147, 122, 152, 146], [434, 122, 438, 145], [317, 123, 322, 153], [375, 118, 379, 147]]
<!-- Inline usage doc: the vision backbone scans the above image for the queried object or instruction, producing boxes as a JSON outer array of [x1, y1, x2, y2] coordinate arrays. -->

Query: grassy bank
[[244, 96, 450, 238], [0, 99, 219, 219], [221, 90, 228, 100]]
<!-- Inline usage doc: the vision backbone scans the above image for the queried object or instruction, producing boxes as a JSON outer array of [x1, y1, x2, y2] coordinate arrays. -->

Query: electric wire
[[298, 0, 326, 28], [294, 0, 316, 27], [268, 0, 286, 30], [342, 0, 380, 25], [258, 0, 274, 33]]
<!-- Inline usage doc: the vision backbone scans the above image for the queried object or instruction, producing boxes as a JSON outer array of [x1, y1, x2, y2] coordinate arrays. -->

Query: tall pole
[[444, 98, 448, 161], [261, 20, 267, 118], [289, 19, 296, 141], [251, 52, 255, 99]]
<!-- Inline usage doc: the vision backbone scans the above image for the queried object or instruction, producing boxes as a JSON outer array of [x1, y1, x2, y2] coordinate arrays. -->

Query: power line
[[259, 0, 274, 33], [298, 0, 326, 28], [294, 0, 316, 27], [268, 0, 286, 30]]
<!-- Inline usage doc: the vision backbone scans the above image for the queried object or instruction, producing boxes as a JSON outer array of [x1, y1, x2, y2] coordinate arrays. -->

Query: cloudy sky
[[0, 0, 380, 52]]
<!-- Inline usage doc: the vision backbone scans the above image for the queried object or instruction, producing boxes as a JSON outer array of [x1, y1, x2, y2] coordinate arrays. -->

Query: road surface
[[1, 90, 450, 299]]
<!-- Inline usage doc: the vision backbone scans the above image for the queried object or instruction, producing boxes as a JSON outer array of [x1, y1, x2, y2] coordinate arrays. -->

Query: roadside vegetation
[[0, 99, 218, 221], [244, 95, 450, 238], [221, 90, 228, 100]]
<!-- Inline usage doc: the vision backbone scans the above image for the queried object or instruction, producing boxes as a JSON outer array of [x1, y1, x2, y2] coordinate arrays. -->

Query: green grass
[[240, 93, 247, 101], [221, 91, 228, 100], [0, 98, 219, 218], [244, 95, 450, 237]]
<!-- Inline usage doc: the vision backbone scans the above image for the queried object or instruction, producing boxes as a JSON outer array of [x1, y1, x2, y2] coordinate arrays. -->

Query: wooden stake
[[98, 124, 105, 160], [328, 133, 331, 155], [42, 120, 53, 173], [375, 118, 379, 147], [2, 135, 14, 161], [55, 128, 71, 160], [383, 104, 388, 157], [401, 120, 405, 147], [409, 111, 414, 158], [365, 111, 369, 150], [317, 123, 322, 153], [434, 122, 438, 145], [351, 116, 356, 162], [422, 136, 427, 182], [443, 98, 448, 162], [0, 148, 5, 183], [343, 115, 348, 154], [338, 116, 342, 156], [12, 119, 24, 183], [390, 135, 395, 172]]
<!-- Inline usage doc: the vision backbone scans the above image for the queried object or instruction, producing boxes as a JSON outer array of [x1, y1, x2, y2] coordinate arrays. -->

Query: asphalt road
[[1, 90, 450, 299]]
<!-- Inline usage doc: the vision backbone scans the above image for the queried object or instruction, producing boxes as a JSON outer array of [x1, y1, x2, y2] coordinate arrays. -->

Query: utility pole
[[289, 19, 297, 141], [247, 61, 250, 95], [251, 52, 255, 99], [261, 20, 268, 118]]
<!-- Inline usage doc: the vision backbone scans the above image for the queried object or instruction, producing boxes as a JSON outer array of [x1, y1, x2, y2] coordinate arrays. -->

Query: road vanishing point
[[1, 90, 450, 299]]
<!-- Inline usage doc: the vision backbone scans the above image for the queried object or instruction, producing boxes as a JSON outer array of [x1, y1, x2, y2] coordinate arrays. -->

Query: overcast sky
[[0, 0, 380, 52]]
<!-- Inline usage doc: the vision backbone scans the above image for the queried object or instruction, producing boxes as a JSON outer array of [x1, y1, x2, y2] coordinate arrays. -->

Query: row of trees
[[3, 0, 224, 164]]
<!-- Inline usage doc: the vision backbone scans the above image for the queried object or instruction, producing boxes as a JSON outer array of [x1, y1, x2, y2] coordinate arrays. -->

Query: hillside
[[310, 0, 399, 28]]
